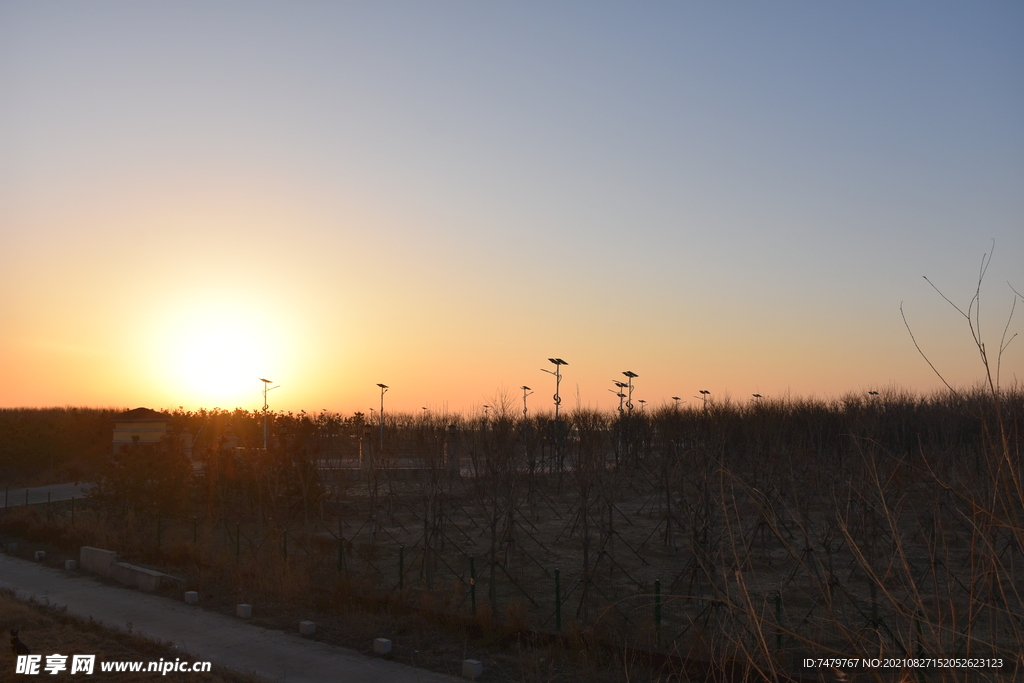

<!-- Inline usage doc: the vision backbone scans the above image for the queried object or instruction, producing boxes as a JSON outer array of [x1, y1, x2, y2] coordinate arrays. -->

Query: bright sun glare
[[158, 305, 280, 408]]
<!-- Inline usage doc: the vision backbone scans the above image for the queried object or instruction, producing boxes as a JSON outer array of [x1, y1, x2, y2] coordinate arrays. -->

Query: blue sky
[[2, 2, 1021, 412]]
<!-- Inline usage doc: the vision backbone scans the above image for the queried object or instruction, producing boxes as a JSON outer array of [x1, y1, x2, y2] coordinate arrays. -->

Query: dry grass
[[0, 589, 261, 682], [2, 385, 1022, 683]]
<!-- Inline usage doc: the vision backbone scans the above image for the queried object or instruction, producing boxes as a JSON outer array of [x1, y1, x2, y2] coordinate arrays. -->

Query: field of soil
[[2, 390, 1022, 682]]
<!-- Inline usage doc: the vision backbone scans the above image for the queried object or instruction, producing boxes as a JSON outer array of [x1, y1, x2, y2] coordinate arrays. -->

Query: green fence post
[[470, 557, 476, 616], [555, 568, 562, 632], [654, 580, 662, 646], [399, 546, 404, 590]]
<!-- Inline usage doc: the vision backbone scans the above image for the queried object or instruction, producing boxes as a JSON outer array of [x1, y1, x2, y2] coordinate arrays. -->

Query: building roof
[[112, 407, 170, 422]]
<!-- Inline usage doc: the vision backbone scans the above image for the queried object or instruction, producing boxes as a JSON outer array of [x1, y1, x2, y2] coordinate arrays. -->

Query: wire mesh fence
[[4, 391, 1022, 679]]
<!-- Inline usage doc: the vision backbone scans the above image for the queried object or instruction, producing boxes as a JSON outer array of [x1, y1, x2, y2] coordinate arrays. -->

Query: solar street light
[[521, 386, 533, 418], [698, 389, 710, 411], [609, 386, 627, 414], [622, 371, 638, 412], [259, 378, 280, 451], [377, 384, 389, 448], [540, 358, 568, 424]]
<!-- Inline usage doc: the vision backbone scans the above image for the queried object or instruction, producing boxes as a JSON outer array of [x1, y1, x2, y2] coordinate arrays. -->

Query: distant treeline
[[1, 385, 1021, 484], [0, 407, 121, 485]]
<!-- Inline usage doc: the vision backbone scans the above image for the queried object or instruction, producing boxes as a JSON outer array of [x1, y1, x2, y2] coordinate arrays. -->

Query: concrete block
[[299, 621, 315, 636], [64, 560, 77, 571], [80, 546, 117, 576], [109, 562, 162, 592], [462, 659, 483, 679], [373, 638, 392, 654], [34, 551, 46, 561], [184, 591, 199, 605], [236, 604, 252, 619]]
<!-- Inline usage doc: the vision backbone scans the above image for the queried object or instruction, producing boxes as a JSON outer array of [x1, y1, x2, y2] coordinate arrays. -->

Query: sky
[[1, 2, 1022, 415]]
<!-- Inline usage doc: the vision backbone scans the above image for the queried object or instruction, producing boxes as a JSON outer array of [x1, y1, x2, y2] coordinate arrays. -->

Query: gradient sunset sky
[[2, 2, 1022, 415]]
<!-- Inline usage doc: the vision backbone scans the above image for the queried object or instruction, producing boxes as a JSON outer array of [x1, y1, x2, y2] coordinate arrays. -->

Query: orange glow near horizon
[[2, 5, 1021, 414]]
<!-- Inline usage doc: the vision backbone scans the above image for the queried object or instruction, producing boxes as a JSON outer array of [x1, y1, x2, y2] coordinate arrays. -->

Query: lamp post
[[259, 378, 280, 451], [622, 371, 638, 413], [613, 382, 628, 414], [541, 358, 568, 473], [376, 384, 389, 448], [541, 358, 568, 424], [671, 396, 682, 409], [698, 389, 710, 411], [521, 386, 533, 418], [609, 387, 626, 413]]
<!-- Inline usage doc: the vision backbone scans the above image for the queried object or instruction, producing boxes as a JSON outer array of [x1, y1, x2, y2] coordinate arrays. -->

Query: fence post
[[470, 557, 476, 616], [555, 568, 561, 632]]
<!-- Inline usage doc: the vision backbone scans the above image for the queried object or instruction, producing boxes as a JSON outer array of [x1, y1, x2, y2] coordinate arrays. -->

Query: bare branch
[[923, 276, 969, 320], [997, 294, 1018, 389], [900, 302, 960, 397]]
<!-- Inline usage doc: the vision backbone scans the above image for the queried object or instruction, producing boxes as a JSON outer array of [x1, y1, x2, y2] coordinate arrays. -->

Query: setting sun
[[153, 303, 284, 409]]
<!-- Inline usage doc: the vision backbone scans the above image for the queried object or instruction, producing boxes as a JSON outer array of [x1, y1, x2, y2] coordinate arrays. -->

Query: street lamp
[[541, 359, 568, 470], [521, 386, 533, 418], [698, 389, 710, 411], [609, 386, 627, 414], [622, 371, 638, 413], [671, 396, 682, 409], [541, 358, 568, 424], [259, 378, 280, 451], [376, 384, 389, 448]]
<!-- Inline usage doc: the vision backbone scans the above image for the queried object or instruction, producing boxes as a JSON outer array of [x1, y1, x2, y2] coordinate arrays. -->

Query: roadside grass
[[0, 589, 262, 682], [3, 383, 1023, 682]]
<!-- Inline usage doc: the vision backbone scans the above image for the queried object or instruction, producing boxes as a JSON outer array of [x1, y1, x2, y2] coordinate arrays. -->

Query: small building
[[112, 407, 171, 453]]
